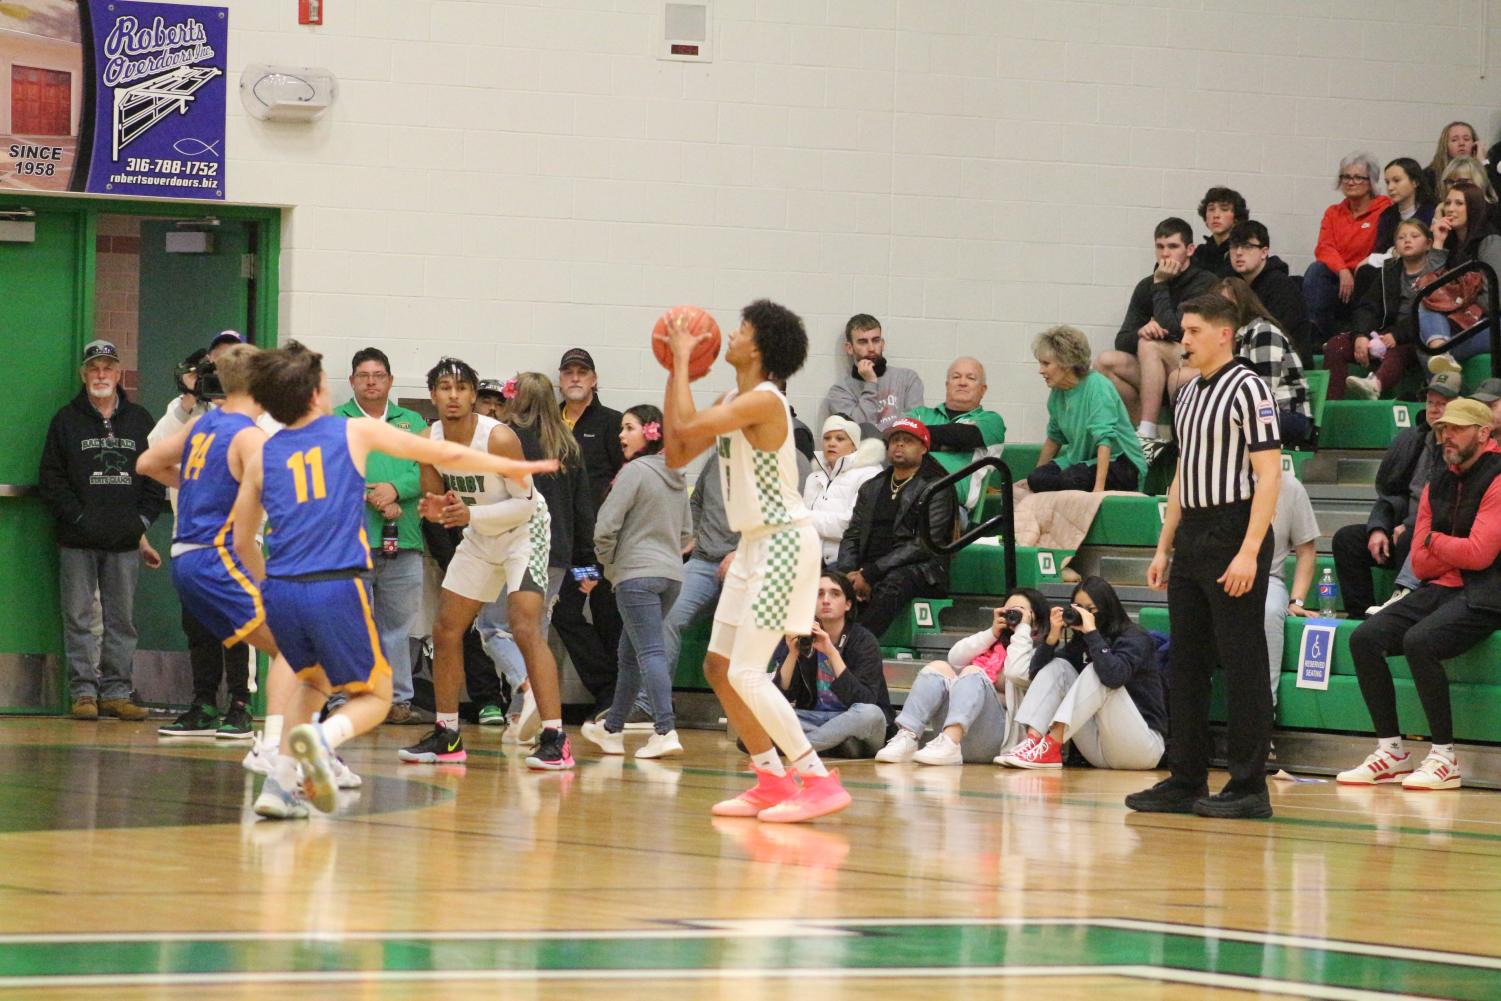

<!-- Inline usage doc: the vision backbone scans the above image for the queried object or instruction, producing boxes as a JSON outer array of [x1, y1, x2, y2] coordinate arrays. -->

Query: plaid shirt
[[1236, 319, 1310, 418]]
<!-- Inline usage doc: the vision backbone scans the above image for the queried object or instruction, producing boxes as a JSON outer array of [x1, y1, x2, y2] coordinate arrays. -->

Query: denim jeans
[[1264, 576, 1288, 706], [651, 556, 724, 714], [1419, 307, 1490, 362], [476, 566, 566, 697], [605, 576, 682, 734], [794, 705, 888, 757], [1303, 261, 1346, 343], [368, 548, 424, 704], [1014, 658, 1164, 770], [894, 668, 1007, 762], [59, 547, 140, 701]]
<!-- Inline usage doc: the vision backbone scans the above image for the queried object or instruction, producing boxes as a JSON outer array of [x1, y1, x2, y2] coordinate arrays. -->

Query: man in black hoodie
[[1228, 221, 1313, 364], [38, 340, 166, 721]]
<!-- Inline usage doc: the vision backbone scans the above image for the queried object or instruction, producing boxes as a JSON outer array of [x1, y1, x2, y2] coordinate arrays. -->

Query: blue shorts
[[262, 574, 392, 695], [171, 546, 265, 646]]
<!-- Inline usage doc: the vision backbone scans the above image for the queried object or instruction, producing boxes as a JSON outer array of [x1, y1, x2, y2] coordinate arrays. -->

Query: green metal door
[[0, 208, 86, 712]]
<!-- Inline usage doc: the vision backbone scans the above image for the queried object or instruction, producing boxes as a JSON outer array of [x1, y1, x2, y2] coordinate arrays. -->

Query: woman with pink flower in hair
[[581, 404, 695, 758]]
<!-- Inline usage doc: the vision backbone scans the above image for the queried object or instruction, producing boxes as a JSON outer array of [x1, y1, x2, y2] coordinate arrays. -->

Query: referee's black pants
[[1168, 502, 1274, 795]]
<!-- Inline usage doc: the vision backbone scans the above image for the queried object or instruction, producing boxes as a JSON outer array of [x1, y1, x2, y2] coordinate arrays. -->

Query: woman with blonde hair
[[1440, 156, 1501, 230], [1426, 121, 1480, 191]]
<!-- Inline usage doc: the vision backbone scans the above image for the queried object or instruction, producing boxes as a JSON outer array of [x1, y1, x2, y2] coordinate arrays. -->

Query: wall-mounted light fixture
[[239, 65, 338, 122]]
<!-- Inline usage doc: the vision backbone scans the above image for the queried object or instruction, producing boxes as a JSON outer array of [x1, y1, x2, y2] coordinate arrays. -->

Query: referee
[[1126, 292, 1282, 820]]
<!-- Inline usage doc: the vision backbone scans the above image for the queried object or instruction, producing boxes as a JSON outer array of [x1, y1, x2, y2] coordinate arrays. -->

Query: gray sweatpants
[[894, 668, 1008, 763], [1013, 658, 1164, 770], [59, 547, 140, 701]]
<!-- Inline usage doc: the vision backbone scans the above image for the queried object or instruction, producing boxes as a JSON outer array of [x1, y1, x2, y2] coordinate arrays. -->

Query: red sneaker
[[711, 767, 800, 817], [758, 770, 852, 824], [1008, 735, 1062, 769]]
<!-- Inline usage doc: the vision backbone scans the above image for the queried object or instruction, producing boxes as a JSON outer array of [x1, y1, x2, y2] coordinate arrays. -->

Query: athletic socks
[[1379, 736, 1404, 756], [320, 714, 355, 750], [1136, 420, 1156, 437], [750, 748, 784, 776], [263, 714, 284, 749], [792, 751, 829, 778], [1431, 742, 1456, 761], [542, 718, 562, 731], [437, 712, 460, 732]]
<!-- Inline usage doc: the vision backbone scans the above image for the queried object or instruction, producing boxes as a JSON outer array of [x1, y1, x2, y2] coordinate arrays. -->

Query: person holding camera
[[877, 588, 1051, 766], [998, 576, 1167, 770], [770, 571, 891, 758], [581, 404, 694, 759]]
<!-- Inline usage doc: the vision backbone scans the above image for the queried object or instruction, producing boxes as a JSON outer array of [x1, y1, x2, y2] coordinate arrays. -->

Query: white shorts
[[442, 535, 546, 604], [709, 523, 820, 657]]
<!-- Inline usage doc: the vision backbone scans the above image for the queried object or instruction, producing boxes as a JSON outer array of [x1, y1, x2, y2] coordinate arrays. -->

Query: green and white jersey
[[432, 414, 547, 566], [716, 382, 810, 537]]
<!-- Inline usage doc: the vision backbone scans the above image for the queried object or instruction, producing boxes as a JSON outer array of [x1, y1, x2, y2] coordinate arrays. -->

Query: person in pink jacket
[[1304, 152, 1392, 346]]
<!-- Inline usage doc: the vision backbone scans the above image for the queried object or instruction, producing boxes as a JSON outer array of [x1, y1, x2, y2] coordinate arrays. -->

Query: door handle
[[0, 484, 36, 497]]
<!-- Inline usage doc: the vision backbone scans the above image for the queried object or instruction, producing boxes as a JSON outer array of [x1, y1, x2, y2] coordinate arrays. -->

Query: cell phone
[[570, 565, 600, 582]]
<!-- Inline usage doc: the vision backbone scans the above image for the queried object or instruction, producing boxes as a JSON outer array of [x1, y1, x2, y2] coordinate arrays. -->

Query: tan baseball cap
[[1433, 398, 1494, 428]]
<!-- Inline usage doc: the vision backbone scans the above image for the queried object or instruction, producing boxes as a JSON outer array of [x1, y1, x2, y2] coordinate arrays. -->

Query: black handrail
[[1411, 260, 1500, 379], [916, 455, 1016, 593]]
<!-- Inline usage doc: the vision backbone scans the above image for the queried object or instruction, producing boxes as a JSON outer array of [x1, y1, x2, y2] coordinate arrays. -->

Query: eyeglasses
[[353, 372, 391, 382], [1339, 174, 1371, 184], [1231, 242, 1266, 251]]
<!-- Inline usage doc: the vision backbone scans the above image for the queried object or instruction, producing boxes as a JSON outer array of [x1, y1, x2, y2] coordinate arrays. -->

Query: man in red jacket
[[1337, 398, 1501, 792]]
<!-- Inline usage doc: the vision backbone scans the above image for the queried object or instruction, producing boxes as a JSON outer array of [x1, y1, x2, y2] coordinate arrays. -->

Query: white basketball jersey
[[716, 382, 810, 537], [431, 414, 532, 560]]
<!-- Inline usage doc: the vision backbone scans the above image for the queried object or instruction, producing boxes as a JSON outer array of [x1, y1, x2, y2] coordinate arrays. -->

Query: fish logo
[[173, 137, 220, 157]]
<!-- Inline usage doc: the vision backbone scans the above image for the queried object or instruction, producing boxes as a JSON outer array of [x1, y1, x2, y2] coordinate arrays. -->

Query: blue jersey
[[174, 408, 258, 547], [262, 415, 372, 577]]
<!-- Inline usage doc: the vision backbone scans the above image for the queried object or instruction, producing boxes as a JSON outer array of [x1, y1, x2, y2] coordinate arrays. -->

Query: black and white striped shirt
[[1173, 359, 1281, 510]]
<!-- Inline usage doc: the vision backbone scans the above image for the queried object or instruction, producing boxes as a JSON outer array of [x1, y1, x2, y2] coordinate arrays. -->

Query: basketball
[[652, 305, 721, 380]]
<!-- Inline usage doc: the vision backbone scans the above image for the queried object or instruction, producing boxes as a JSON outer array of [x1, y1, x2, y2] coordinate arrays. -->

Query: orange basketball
[[652, 305, 721, 381]]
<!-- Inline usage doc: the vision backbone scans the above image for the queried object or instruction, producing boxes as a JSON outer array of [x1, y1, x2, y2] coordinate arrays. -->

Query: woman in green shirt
[[1029, 326, 1146, 493]]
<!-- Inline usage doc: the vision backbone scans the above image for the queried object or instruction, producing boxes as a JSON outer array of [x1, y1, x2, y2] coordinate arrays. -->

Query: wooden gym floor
[[2, 719, 1500, 999]]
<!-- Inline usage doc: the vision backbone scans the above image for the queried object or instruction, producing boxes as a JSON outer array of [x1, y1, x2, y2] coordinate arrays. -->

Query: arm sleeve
[[1151, 282, 1184, 339], [389, 459, 422, 503], [1314, 206, 1345, 273], [592, 473, 634, 569], [1426, 477, 1501, 570], [36, 416, 83, 525], [1001, 629, 1036, 683], [1411, 486, 1441, 581], [829, 629, 885, 706], [836, 480, 872, 571], [571, 466, 597, 566], [467, 490, 536, 535], [927, 423, 985, 451], [1116, 280, 1151, 351], [148, 404, 189, 446], [1029, 639, 1058, 678], [136, 469, 167, 526], [824, 382, 878, 428], [1082, 628, 1154, 689], [1236, 376, 1282, 452]]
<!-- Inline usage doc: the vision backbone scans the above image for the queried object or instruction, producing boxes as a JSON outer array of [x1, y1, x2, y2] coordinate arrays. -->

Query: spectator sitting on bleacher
[[1473, 378, 1501, 423], [997, 576, 1167, 770], [1169, 278, 1312, 446], [876, 587, 1050, 766], [771, 570, 892, 759], [1195, 186, 1248, 278], [1266, 472, 1319, 706], [1303, 152, 1391, 347], [819, 313, 924, 435], [804, 415, 886, 565], [1226, 221, 1311, 363], [837, 417, 956, 641], [1372, 158, 1438, 259], [1422, 181, 1501, 377], [1439, 156, 1501, 231], [1424, 121, 1480, 193], [1332, 374, 1453, 620], [1029, 325, 1145, 493], [907, 356, 1006, 519], [1094, 217, 1218, 457], [1325, 219, 1441, 401], [1336, 397, 1501, 792]]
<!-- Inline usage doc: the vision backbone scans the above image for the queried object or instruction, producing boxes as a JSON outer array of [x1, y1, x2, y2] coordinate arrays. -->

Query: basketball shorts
[[171, 546, 265, 647], [709, 522, 820, 657], [262, 574, 392, 694], [442, 533, 547, 604]]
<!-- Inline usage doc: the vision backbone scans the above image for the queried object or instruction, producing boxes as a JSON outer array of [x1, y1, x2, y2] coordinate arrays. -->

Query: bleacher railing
[[1412, 260, 1500, 378], [915, 455, 1016, 592]]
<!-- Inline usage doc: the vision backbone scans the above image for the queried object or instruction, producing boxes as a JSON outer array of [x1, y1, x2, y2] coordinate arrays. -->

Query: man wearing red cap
[[836, 417, 956, 639]]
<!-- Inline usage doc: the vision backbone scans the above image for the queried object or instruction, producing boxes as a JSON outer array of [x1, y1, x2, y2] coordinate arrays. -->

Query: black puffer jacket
[[38, 387, 165, 551], [837, 455, 955, 588], [563, 396, 625, 512]]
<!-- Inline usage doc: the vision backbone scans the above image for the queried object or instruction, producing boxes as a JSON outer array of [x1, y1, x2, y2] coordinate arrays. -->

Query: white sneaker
[[1336, 748, 1414, 785], [875, 729, 920, 763], [253, 774, 309, 820], [241, 733, 274, 775], [636, 730, 684, 759], [1402, 752, 1461, 791], [1365, 587, 1411, 617], [1344, 374, 1381, 400], [332, 755, 362, 790], [994, 735, 1038, 767], [912, 733, 963, 766], [580, 719, 624, 755]]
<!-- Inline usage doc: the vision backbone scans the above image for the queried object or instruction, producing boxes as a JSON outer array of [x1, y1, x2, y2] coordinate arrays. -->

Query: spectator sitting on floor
[[997, 575, 1167, 770], [771, 570, 892, 759], [1303, 151, 1391, 346], [1093, 217, 1218, 456], [818, 313, 924, 435], [1029, 325, 1145, 493], [836, 417, 955, 641], [1425, 121, 1480, 192], [1226, 221, 1311, 363], [804, 415, 885, 565], [1195, 186, 1248, 277], [1265, 471, 1319, 706], [1371, 157, 1438, 259], [1332, 375, 1452, 621], [1423, 182, 1501, 377], [907, 356, 1006, 519], [1336, 398, 1501, 792], [1325, 219, 1441, 401], [876, 587, 1051, 766]]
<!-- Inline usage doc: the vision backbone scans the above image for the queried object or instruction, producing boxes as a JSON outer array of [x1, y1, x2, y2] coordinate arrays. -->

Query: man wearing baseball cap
[[1470, 377, 1501, 424], [1337, 396, 1501, 792], [37, 340, 166, 721], [835, 417, 956, 639]]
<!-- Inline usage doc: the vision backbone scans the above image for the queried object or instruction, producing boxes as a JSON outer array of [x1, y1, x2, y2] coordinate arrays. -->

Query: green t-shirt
[[1044, 371, 1145, 482], [333, 398, 427, 551], [906, 403, 1006, 511]]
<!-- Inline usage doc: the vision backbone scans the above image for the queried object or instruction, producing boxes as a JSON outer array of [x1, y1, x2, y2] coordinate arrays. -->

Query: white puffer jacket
[[802, 438, 887, 564]]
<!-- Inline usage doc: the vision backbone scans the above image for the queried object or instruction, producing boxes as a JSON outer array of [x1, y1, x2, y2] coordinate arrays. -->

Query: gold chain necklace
[[889, 470, 916, 500]]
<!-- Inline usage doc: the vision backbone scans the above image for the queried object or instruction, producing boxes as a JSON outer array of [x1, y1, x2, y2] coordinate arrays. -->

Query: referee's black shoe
[[1192, 788, 1272, 820], [1124, 778, 1207, 814]]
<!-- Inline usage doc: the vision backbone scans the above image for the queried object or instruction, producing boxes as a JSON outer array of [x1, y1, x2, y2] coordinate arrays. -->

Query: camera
[[194, 359, 225, 401], [1002, 607, 1024, 629], [1061, 605, 1083, 627]]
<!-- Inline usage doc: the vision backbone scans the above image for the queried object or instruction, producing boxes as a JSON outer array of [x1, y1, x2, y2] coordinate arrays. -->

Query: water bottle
[[381, 519, 399, 559], [1316, 567, 1338, 616]]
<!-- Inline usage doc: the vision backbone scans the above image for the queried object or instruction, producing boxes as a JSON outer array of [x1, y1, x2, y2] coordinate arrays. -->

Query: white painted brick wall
[[162, 0, 1501, 440]]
